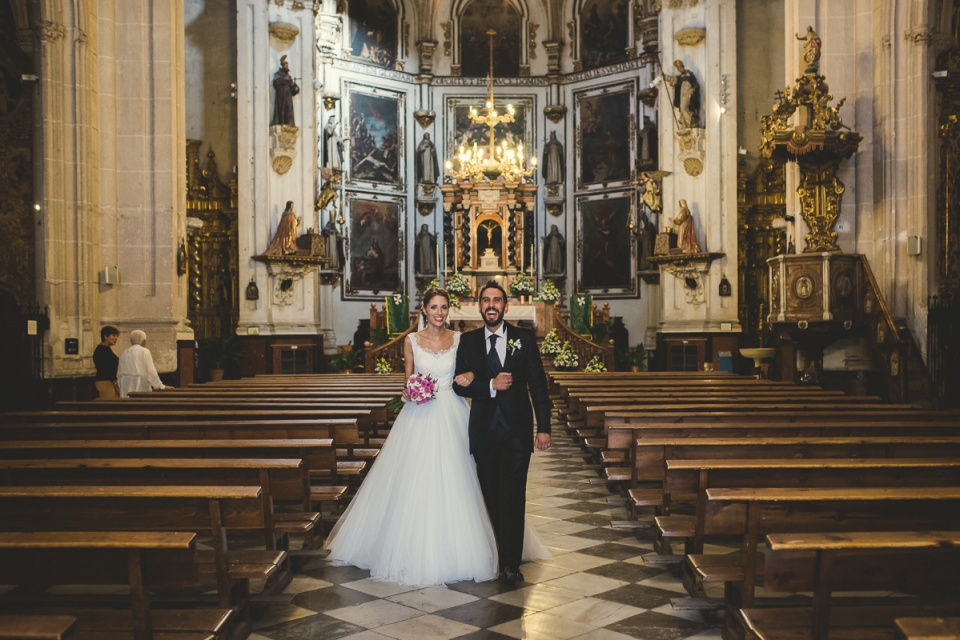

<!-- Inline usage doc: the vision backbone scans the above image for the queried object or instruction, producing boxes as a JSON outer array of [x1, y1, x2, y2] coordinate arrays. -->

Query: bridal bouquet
[[406, 373, 438, 405]]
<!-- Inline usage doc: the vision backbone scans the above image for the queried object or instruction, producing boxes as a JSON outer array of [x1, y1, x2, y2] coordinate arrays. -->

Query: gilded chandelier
[[444, 30, 537, 184]]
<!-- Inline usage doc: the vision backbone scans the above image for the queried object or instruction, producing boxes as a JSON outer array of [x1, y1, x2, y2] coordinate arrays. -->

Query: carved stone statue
[[542, 224, 566, 275], [541, 131, 565, 185], [265, 201, 300, 256], [640, 171, 663, 213], [271, 56, 300, 127], [672, 199, 701, 254], [415, 224, 437, 275], [663, 60, 701, 129], [323, 117, 343, 171], [796, 25, 822, 73], [321, 214, 343, 270], [638, 115, 658, 169], [637, 210, 657, 270], [416, 133, 439, 185]]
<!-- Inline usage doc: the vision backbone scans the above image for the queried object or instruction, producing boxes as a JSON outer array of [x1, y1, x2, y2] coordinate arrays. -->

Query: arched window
[[579, 0, 629, 71], [348, 0, 398, 68], [460, 0, 521, 77]]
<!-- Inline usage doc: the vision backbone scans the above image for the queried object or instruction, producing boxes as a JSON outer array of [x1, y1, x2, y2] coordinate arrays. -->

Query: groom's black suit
[[454, 322, 552, 571]]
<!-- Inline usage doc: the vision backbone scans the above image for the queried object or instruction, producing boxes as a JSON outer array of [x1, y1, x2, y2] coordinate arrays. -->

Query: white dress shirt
[[484, 323, 508, 397], [117, 344, 165, 398]]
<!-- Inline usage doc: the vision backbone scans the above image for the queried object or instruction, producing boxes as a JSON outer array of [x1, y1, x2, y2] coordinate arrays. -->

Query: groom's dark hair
[[478, 280, 507, 301]]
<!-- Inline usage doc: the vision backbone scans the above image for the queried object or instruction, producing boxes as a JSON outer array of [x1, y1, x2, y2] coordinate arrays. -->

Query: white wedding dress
[[324, 331, 550, 586]]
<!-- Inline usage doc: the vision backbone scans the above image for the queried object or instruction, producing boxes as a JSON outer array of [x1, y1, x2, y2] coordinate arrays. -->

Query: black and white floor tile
[[252, 421, 722, 640]]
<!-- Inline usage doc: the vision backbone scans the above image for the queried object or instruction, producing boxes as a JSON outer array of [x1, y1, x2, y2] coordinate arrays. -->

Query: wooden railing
[[860, 256, 910, 403], [552, 303, 616, 371], [364, 321, 417, 374]]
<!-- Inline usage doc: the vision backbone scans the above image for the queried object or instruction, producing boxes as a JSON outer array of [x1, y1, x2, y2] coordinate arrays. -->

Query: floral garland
[[553, 341, 579, 370], [537, 279, 561, 302], [374, 357, 393, 374], [584, 354, 607, 373], [446, 272, 472, 297], [510, 272, 535, 296], [539, 328, 563, 356]]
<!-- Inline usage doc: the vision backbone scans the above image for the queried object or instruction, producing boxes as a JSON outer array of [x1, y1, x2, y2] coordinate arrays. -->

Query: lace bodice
[[408, 331, 460, 389]]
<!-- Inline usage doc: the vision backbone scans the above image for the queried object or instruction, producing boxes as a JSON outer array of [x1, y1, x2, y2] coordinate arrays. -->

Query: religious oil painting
[[344, 194, 405, 300], [459, 0, 521, 77], [348, 0, 398, 69], [347, 86, 404, 188], [575, 82, 635, 190], [579, 0, 630, 71], [576, 193, 638, 297], [446, 96, 534, 163]]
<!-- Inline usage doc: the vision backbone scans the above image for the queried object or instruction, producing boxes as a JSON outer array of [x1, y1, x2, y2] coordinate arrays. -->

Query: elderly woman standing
[[117, 330, 175, 397]]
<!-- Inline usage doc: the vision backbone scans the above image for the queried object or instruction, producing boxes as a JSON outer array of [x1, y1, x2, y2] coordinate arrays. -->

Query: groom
[[454, 280, 552, 584]]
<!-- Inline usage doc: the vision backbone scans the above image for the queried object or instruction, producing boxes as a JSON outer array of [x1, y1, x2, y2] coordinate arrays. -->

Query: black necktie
[[487, 334, 502, 375]]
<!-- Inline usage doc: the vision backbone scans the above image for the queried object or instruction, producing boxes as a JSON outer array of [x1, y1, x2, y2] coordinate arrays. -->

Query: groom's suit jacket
[[454, 323, 552, 453]]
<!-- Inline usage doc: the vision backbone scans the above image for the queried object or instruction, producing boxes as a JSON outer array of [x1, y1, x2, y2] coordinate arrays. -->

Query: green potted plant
[[329, 343, 364, 373], [197, 337, 245, 382], [619, 343, 647, 372]]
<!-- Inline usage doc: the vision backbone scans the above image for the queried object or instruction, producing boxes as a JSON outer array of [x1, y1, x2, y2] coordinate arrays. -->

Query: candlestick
[[440, 241, 445, 286], [538, 241, 543, 283]]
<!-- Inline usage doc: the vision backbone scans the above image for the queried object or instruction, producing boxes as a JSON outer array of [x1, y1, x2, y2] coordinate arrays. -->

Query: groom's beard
[[482, 307, 504, 328]]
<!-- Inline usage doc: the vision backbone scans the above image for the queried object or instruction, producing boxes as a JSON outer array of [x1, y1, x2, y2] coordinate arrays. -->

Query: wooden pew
[[691, 487, 960, 637], [0, 616, 77, 640], [0, 439, 343, 512], [896, 617, 960, 640], [0, 532, 232, 640], [0, 486, 283, 636], [740, 532, 960, 640]]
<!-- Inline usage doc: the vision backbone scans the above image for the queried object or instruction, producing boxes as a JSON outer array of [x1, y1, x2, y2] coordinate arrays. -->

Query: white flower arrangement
[[584, 354, 607, 373], [506, 338, 522, 355], [537, 279, 561, 302], [374, 357, 393, 374], [539, 329, 563, 356], [446, 272, 472, 297], [448, 295, 461, 309], [510, 272, 535, 295], [553, 341, 579, 370]]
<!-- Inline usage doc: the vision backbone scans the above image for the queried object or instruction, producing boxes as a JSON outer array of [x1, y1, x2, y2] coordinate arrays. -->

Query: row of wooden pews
[[547, 370, 960, 640], [0, 373, 405, 640]]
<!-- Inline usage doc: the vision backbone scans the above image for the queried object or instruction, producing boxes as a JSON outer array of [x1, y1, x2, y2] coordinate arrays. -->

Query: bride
[[324, 287, 549, 586]]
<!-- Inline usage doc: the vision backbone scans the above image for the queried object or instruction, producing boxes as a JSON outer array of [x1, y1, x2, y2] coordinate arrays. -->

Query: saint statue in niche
[[672, 199, 701, 254], [271, 56, 300, 127], [323, 117, 344, 171], [415, 224, 437, 275], [542, 224, 566, 275], [638, 115, 658, 169], [662, 61, 700, 129], [416, 133, 439, 185], [321, 214, 344, 270], [636, 210, 657, 271], [541, 131, 565, 185], [265, 201, 300, 256]]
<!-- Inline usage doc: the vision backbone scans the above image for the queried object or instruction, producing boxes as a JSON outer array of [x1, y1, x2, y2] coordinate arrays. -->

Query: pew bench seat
[[654, 514, 695, 538], [197, 550, 286, 581], [895, 616, 960, 640], [628, 488, 663, 508], [687, 552, 760, 583], [272, 511, 321, 535], [12, 609, 232, 640], [0, 616, 77, 640], [743, 605, 960, 640], [601, 450, 626, 464], [603, 467, 631, 482]]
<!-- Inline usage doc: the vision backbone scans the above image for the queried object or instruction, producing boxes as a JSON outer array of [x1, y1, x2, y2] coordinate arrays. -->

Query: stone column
[[237, 0, 320, 337], [657, 0, 741, 333]]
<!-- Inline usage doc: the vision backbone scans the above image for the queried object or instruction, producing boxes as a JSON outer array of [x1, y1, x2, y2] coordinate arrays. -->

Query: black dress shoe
[[502, 568, 524, 584]]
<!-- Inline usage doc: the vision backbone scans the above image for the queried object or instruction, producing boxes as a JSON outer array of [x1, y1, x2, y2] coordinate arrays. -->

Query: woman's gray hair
[[129, 330, 147, 346]]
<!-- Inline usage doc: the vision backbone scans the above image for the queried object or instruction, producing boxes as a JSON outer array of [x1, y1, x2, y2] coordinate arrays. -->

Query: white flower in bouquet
[[553, 341, 579, 370], [537, 279, 561, 302], [584, 354, 607, 373], [510, 272, 535, 295], [447, 272, 472, 297], [539, 329, 563, 356]]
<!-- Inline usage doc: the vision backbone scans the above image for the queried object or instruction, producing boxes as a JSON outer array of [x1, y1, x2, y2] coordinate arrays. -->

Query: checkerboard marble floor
[[251, 420, 722, 640]]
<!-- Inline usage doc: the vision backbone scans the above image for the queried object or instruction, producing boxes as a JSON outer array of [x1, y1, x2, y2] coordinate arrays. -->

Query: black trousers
[[473, 424, 531, 572]]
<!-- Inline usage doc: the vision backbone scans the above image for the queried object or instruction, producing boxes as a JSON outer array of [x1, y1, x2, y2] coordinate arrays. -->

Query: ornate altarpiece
[[185, 141, 239, 340]]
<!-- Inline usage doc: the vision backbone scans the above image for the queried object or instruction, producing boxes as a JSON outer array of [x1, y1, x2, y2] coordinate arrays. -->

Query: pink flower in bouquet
[[406, 373, 438, 405]]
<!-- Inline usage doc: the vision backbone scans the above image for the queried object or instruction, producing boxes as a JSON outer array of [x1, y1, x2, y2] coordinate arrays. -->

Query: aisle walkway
[[250, 420, 722, 640]]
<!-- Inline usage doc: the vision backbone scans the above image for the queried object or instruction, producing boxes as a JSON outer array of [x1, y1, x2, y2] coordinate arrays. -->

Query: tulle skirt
[[324, 390, 548, 586]]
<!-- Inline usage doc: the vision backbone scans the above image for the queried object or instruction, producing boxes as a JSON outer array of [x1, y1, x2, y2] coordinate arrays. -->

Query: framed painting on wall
[[575, 191, 638, 297], [459, 0, 521, 77], [445, 95, 535, 162], [345, 84, 405, 190], [579, 0, 630, 71], [343, 192, 405, 300], [347, 0, 399, 69], [574, 81, 635, 191]]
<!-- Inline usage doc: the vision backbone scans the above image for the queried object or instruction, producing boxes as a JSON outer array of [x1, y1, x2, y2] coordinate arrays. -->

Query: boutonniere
[[506, 338, 521, 355]]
